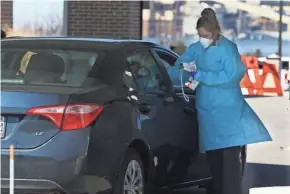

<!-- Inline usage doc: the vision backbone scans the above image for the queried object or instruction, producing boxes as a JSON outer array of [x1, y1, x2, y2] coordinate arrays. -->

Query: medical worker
[[176, 8, 272, 194]]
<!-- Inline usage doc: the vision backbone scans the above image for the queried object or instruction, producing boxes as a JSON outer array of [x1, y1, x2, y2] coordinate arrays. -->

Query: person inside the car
[[176, 8, 272, 194], [128, 52, 161, 92]]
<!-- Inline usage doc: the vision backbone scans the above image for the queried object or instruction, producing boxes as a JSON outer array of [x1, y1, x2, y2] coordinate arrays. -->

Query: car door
[[151, 48, 212, 184], [123, 48, 196, 187]]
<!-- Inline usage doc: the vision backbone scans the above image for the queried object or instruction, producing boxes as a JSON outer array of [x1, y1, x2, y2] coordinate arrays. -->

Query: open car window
[[154, 49, 193, 95], [124, 49, 168, 93]]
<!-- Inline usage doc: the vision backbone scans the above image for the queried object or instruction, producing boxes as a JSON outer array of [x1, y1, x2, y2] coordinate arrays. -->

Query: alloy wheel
[[123, 160, 144, 194]]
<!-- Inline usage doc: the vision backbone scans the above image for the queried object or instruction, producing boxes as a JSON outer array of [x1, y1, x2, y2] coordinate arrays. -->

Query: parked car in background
[[1, 37, 246, 194]]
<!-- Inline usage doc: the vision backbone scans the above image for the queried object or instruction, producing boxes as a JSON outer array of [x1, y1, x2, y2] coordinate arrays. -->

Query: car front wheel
[[113, 148, 145, 194]]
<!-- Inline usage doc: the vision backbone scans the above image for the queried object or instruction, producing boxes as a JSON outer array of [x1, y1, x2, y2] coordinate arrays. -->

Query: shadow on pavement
[[151, 163, 290, 194], [243, 162, 290, 194]]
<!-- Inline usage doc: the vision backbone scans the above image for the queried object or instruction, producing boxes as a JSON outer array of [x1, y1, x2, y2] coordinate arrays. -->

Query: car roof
[[2, 36, 163, 50]]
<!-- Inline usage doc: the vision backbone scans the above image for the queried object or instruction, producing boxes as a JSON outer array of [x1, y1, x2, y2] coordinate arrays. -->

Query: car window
[[124, 49, 166, 93], [1, 49, 99, 87], [154, 50, 181, 86], [156, 50, 177, 68]]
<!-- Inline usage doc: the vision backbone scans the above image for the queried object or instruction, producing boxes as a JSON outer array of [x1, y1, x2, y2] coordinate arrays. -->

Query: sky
[[13, 0, 64, 30]]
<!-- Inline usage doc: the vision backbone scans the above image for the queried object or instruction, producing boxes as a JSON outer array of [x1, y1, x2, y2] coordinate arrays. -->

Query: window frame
[[151, 48, 179, 85], [154, 49, 178, 67]]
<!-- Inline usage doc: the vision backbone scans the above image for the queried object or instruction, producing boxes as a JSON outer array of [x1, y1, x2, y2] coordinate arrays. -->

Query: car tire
[[113, 148, 145, 194]]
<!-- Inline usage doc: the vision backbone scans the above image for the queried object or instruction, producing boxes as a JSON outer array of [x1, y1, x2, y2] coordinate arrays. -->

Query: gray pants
[[206, 146, 243, 194]]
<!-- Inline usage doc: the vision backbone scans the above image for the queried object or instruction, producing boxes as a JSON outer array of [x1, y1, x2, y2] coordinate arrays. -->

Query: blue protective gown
[[176, 35, 272, 152]]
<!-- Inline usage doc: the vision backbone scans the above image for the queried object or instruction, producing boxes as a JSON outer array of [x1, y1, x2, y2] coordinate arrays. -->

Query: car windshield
[[1, 48, 101, 87]]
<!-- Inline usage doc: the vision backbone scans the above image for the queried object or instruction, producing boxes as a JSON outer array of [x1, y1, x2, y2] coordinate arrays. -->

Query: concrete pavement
[[243, 94, 290, 194], [172, 94, 290, 194]]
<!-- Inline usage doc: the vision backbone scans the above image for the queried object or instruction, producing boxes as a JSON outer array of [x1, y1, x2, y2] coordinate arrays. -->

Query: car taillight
[[26, 104, 103, 131]]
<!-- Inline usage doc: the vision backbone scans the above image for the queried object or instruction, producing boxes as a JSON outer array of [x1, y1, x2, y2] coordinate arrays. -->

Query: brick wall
[[66, 1, 142, 39], [1, 1, 13, 27]]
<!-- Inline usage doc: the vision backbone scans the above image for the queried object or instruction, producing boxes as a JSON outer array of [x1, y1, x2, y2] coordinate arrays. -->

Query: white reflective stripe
[[248, 69, 256, 83], [241, 88, 249, 95]]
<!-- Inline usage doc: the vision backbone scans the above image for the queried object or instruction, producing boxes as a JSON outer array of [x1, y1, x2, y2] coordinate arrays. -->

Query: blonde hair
[[196, 8, 221, 33]]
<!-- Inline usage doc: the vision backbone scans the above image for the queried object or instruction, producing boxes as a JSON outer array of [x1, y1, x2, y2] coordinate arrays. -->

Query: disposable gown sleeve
[[167, 44, 196, 84], [194, 45, 246, 86], [174, 43, 196, 66]]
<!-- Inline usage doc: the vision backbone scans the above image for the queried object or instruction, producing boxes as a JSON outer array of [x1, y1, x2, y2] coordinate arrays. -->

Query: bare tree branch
[[8, 14, 63, 36]]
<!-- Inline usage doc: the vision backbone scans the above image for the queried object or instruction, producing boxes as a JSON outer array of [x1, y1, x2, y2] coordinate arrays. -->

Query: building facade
[[1, 1, 13, 28], [1, 1, 142, 39], [64, 1, 142, 39]]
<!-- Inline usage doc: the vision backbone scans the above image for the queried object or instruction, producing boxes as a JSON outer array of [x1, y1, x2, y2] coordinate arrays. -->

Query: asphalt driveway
[[171, 94, 290, 194]]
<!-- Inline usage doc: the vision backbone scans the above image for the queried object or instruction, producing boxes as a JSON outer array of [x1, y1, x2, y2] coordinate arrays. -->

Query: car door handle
[[138, 103, 151, 114], [183, 107, 195, 115]]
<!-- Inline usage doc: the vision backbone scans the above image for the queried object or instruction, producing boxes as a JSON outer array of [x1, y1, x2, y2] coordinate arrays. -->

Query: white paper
[[186, 80, 199, 91]]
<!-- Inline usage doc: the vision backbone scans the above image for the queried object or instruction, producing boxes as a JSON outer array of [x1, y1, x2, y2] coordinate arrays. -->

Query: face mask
[[199, 37, 213, 48]]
